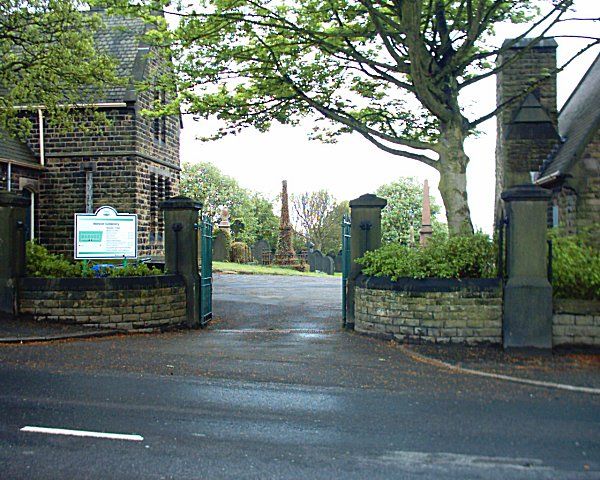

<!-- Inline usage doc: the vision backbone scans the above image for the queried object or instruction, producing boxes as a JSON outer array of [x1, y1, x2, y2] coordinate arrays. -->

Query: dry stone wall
[[553, 299, 600, 346], [354, 276, 503, 345], [19, 275, 187, 332]]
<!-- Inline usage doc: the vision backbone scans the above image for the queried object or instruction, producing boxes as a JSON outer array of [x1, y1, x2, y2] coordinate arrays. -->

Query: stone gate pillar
[[161, 196, 202, 329], [501, 184, 552, 349], [346, 193, 387, 329], [0, 191, 29, 319]]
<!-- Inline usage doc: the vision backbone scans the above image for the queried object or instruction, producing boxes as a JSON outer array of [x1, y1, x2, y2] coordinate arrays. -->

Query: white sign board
[[75, 206, 138, 260]]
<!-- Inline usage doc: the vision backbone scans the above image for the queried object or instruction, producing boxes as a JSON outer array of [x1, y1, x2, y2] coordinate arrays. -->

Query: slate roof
[[86, 9, 150, 103], [538, 53, 600, 181], [0, 130, 38, 166]]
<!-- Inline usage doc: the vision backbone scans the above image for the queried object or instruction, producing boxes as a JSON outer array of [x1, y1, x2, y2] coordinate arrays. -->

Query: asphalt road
[[0, 273, 598, 479]]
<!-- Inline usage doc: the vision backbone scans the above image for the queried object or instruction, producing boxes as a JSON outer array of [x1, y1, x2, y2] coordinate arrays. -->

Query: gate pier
[[161, 196, 202, 329]]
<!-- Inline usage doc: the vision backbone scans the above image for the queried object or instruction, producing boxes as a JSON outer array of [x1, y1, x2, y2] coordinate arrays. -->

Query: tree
[[106, 0, 598, 235], [376, 177, 443, 245], [180, 162, 278, 245], [240, 193, 280, 247], [292, 190, 348, 254], [1, 0, 119, 133], [180, 161, 250, 219]]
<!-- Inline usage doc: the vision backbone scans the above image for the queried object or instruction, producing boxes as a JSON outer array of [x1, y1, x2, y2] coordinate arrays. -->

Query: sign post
[[75, 206, 138, 260]]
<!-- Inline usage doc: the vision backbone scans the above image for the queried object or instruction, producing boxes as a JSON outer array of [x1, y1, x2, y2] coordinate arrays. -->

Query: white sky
[[179, 1, 599, 233]]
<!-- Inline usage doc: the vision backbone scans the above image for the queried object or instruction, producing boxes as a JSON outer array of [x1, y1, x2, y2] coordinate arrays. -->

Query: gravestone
[[322, 255, 335, 275], [334, 251, 343, 273], [251, 239, 270, 263], [308, 249, 334, 274], [308, 249, 323, 272], [212, 229, 229, 262]]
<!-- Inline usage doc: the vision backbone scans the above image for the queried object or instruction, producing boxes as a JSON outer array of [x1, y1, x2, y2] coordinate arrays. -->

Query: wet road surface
[[0, 273, 598, 479]]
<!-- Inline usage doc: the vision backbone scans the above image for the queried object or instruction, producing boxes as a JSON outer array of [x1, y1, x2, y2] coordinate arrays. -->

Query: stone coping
[[19, 274, 184, 291], [356, 274, 502, 293], [554, 298, 600, 315]]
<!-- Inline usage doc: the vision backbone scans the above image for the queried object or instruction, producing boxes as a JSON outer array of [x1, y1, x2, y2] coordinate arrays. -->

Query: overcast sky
[[179, 1, 599, 233]]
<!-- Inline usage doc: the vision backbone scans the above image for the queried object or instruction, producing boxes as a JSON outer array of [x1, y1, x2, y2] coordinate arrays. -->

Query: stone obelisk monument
[[419, 179, 433, 246], [276, 180, 296, 265]]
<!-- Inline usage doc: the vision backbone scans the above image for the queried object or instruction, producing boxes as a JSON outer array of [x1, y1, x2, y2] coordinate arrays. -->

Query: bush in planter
[[550, 231, 600, 300], [357, 232, 496, 280], [108, 263, 162, 277], [26, 241, 162, 278], [26, 241, 83, 278]]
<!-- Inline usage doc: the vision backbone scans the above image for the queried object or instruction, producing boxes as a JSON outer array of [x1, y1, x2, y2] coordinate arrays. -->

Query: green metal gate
[[200, 215, 213, 326], [341, 214, 351, 327]]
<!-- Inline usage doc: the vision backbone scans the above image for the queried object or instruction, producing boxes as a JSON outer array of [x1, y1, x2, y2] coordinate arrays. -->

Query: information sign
[[75, 206, 138, 259]]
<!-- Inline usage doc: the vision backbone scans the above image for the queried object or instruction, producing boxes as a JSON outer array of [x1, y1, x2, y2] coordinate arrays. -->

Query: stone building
[[0, 9, 180, 258], [496, 39, 600, 237]]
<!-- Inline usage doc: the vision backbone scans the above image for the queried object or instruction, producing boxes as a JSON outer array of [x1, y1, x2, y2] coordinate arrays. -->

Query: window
[[153, 90, 167, 144], [157, 176, 164, 243], [150, 173, 157, 243], [150, 173, 171, 245], [160, 91, 167, 144], [0, 163, 8, 190], [153, 92, 161, 143], [22, 188, 35, 241]]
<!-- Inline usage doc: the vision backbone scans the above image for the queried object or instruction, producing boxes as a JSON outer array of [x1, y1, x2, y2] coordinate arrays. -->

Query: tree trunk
[[436, 123, 474, 236]]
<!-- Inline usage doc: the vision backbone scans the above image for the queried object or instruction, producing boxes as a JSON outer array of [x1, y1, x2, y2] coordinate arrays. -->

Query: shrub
[[26, 241, 162, 278], [357, 232, 497, 280], [107, 263, 162, 277], [26, 241, 82, 278], [551, 231, 600, 300], [230, 241, 252, 263]]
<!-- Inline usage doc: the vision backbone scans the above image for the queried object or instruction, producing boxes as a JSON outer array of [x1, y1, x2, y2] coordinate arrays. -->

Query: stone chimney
[[495, 38, 560, 221]]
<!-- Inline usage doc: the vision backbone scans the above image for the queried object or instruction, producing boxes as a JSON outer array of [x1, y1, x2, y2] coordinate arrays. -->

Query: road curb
[[399, 345, 600, 395], [0, 329, 123, 344]]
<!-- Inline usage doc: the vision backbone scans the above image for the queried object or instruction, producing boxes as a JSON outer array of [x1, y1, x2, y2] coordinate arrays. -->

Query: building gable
[[538, 53, 600, 182]]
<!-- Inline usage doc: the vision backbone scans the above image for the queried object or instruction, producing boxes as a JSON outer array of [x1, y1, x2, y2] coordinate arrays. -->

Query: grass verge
[[213, 261, 340, 277]]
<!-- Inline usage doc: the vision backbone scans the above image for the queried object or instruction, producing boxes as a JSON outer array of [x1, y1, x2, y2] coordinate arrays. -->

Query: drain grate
[[213, 328, 337, 334]]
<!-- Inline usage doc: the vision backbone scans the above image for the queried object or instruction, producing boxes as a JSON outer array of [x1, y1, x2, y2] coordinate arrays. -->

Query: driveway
[[0, 273, 598, 479], [212, 273, 341, 331]]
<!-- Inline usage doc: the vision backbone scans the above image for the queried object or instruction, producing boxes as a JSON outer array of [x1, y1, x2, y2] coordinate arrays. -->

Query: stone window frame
[[149, 171, 172, 246], [152, 90, 167, 145]]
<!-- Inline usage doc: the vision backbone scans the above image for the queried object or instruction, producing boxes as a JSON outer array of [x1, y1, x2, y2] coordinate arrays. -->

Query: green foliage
[[180, 162, 278, 245], [376, 177, 445, 245], [103, 0, 589, 233], [551, 231, 600, 300], [26, 241, 82, 278], [230, 241, 252, 264], [105, 263, 162, 277], [180, 162, 248, 218], [357, 233, 496, 280], [239, 193, 280, 247], [26, 241, 161, 278], [1, 1, 120, 134]]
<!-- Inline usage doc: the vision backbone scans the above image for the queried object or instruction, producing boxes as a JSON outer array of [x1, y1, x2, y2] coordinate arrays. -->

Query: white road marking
[[20, 426, 143, 442]]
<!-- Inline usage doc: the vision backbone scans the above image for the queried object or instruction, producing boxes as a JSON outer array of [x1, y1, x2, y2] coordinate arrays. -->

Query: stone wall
[[553, 299, 600, 347], [19, 275, 187, 332], [354, 275, 503, 345], [561, 128, 600, 244]]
